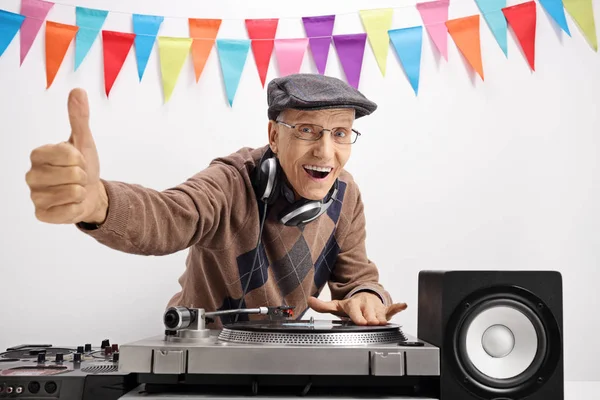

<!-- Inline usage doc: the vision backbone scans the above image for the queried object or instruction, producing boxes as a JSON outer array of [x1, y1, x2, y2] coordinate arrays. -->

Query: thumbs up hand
[[26, 88, 108, 225]]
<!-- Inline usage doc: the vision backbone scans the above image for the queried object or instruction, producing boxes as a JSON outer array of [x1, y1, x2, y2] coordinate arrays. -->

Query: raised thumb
[[67, 88, 95, 151]]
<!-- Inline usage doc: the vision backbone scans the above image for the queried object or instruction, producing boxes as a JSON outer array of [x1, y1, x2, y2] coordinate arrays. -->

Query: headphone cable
[[234, 202, 269, 323]]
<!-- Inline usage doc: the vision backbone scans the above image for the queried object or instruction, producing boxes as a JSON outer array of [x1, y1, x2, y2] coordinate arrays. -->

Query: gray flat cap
[[267, 73, 377, 121]]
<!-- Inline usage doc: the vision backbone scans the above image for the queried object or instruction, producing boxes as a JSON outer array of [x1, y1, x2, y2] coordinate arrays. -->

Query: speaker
[[417, 270, 563, 400]]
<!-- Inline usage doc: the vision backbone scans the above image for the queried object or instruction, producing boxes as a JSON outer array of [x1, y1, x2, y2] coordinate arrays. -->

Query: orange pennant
[[45, 21, 78, 89], [446, 15, 484, 80], [189, 18, 221, 82]]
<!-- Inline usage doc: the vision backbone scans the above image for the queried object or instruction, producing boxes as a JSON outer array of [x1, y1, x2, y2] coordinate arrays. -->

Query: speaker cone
[[447, 285, 561, 398]]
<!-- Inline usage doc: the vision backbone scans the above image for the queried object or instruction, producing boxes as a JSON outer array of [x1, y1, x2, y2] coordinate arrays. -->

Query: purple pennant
[[302, 15, 335, 75], [332, 33, 367, 89], [20, 0, 55, 65]]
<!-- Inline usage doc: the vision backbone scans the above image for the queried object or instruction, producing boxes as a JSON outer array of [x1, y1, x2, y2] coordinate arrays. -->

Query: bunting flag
[[0, 9, 25, 57], [446, 15, 484, 80], [503, 1, 537, 71], [416, 0, 450, 60], [359, 8, 393, 76], [245, 19, 278, 87], [332, 33, 367, 89], [389, 26, 423, 95], [274, 38, 308, 77], [302, 15, 335, 75], [132, 14, 164, 81], [216, 38, 251, 106], [563, 0, 597, 51], [45, 21, 77, 88], [189, 18, 221, 82], [19, 0, 54, 65], [102, 30, 135, 97], [474, 0, 508, 56], [74, 7, 108, 70], [157, 36, 193, 103], [538, 0, 571, 35]]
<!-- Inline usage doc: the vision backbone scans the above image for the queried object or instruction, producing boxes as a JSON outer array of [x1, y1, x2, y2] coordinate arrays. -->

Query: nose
[[312, 130, 335, 160]]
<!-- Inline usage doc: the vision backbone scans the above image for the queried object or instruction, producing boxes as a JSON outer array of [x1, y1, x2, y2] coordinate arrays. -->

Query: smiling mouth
[[303, 165, 333, 180]]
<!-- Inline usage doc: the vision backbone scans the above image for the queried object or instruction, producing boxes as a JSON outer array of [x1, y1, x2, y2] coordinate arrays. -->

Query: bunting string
[[0, 0, 597, 103]]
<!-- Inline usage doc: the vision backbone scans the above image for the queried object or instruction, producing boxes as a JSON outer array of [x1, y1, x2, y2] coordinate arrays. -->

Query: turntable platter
[[218, 320, 408, 346]]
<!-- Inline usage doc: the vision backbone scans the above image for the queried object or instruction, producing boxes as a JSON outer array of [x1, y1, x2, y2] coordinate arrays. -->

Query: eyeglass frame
[[275, 120, 362, 144]]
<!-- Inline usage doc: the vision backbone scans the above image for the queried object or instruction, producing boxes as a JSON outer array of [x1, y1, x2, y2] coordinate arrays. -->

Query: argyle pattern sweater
[[79, 146, 392, 326]]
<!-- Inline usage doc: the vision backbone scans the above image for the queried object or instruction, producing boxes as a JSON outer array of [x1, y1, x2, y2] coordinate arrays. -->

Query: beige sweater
[[78, 145, 392, 326]]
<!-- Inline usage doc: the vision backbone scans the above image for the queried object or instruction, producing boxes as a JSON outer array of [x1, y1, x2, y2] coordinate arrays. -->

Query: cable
[[234, 200, 269, 323]]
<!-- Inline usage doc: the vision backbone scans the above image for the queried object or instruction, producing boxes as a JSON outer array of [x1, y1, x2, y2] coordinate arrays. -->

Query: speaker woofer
[[446, 285, 561, 398]]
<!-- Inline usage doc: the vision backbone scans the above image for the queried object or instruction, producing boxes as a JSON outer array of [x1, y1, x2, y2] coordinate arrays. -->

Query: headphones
[[253, 148, 339, 226]]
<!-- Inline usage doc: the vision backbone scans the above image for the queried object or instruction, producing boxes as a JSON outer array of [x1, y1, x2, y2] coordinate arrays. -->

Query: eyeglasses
[[276, 121, 361, 145]]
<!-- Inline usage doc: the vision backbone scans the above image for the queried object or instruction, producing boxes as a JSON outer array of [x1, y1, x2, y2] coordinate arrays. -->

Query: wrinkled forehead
[[280, 108, 355, 124]]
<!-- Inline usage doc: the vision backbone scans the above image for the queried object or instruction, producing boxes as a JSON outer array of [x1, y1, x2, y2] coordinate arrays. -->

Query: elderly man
[[25, 73, 406, 326]]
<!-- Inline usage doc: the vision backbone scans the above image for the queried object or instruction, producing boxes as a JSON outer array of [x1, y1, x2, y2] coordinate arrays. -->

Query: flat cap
[[267, 73, 377, 121]]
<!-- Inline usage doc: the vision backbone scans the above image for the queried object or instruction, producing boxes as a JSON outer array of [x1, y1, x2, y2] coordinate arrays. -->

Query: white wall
[[1, 0, 599, 382]]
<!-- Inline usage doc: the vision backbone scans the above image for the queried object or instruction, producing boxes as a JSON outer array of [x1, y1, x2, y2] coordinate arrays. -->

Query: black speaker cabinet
[[417, 270, 563, 400]]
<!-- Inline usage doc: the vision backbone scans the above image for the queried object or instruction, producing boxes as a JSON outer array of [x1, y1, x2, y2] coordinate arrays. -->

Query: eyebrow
[[292, 111, 353, 124]]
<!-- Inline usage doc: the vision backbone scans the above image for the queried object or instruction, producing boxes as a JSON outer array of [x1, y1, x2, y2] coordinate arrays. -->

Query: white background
[[1, 0, 599, 382]]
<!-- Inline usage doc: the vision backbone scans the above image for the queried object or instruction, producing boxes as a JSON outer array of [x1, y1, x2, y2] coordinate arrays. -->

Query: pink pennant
[[20, 0, 54, 64], [274, 38, 308, 77], [416, 0, 450, 60]]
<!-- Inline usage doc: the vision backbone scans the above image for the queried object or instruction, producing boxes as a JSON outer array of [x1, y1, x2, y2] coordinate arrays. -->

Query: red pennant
[[102, 30, 136, 97], [245, 18, 278, 87], [502, 1, 536, 71]]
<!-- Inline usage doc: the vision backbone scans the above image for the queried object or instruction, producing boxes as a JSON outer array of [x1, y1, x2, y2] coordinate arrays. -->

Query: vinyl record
[[222, 319, 401, 333]]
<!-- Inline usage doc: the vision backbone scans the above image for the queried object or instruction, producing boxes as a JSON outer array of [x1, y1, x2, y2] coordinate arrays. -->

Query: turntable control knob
[[73, 353, 81, 363], [104, 346, 112, 356], [77, 346, 84, 353], [37, 352, 45, 363], [55, 353, 63, 362], [112, 352, 119, 362], [111, 344, 118, 352], [101, 339, 110, 349], [85, 344, 92, 352]]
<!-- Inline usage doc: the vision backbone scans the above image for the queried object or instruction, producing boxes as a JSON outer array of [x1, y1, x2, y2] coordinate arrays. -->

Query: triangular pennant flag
[[132, 13, 164, 81], [157, 36, 193, 103], [0, 10, 25, 57], [216, 39, 251, 106], [332, 33, 367, 89], [302, 15, 335, 74], [75, 6, 108, 70], [274, 38, 308, 77], [416, 0, 450, 60], [503, 1, 537, 71], [245, 19, 278, 87], [359, 8, 393, 75], [563, 0, 597, 51], [102, 30, 135, 97], [389, 26, 423, 95], [446, 15, 484, 80], [45, 21, 77, 88], [20, 0, 54, 65], [474, 0, 508, 56], [538, 0, 571, 35], [189, 18, 221, 82]]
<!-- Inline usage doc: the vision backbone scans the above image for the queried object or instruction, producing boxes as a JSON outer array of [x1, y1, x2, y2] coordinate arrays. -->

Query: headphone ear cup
[[258, 157, 281, 204], [278, 199, 322, 226]]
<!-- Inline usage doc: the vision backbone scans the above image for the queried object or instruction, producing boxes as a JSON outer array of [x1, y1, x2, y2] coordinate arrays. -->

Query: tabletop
[[120, 381, 599, 399]]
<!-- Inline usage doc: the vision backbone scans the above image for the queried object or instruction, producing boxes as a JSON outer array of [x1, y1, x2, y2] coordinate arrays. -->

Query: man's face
[[268, 108, 355, 200]]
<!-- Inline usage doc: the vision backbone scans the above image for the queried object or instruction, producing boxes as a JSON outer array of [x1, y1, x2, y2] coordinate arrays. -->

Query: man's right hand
[[26, 88, 108, 225]]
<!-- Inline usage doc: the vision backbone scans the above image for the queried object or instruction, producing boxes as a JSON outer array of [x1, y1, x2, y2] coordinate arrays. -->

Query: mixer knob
[[73, 353, 81, 363], [112, 352, 119, 362], [101, 339, 110, 349], [104, 346, 112, 356], [37, 352, 45, 363], [85, 344, 92, 352], [111, 344, 118, 352], [77, 346, 84, 353], [55, 353, 63, 362]]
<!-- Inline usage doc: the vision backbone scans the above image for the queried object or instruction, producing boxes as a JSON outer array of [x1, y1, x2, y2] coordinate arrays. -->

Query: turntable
[[117, 305, 440, 398]]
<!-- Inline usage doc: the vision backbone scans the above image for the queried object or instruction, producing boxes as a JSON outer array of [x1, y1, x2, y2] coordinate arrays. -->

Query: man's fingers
[[26, 165, 88, 189], [345, 302, 367, 325], [386, 302, 408, 320], [375, 309, 388, 325], [30, 142, 86, 168], [306, 297, 340, 314], [35, 202, 86, 224], [361, 303, 380, 325], [30, 184, 87, 210]]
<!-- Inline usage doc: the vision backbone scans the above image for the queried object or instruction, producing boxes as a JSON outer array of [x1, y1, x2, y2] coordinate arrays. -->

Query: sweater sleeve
[[327, 189, 393, 306], [76, 163, 252, 256]]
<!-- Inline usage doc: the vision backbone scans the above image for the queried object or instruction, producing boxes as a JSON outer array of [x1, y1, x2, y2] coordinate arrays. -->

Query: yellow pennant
[[158, 37, 193, 102], [359, 8, 394, 76], [563, 0, 597, 51]]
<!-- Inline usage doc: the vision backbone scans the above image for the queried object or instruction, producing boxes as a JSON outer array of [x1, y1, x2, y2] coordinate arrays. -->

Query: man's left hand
[[306, 292, 407, 325]]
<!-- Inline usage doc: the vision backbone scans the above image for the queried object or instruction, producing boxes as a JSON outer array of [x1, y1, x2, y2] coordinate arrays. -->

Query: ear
[[268, 120, 279, 154]]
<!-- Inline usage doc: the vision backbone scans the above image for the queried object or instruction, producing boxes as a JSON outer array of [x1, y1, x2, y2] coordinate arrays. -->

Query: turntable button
[[73, 353, 81, 363], [37, 352, 45, 363], [104, 346, 112, 356], [111, 344, 118, 353], [101, 339, 110, 349], [77, 346, 84, 353], [112, 352, 119, 363], [55, 353, 63, 362], [85, 344, 92, 352]]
